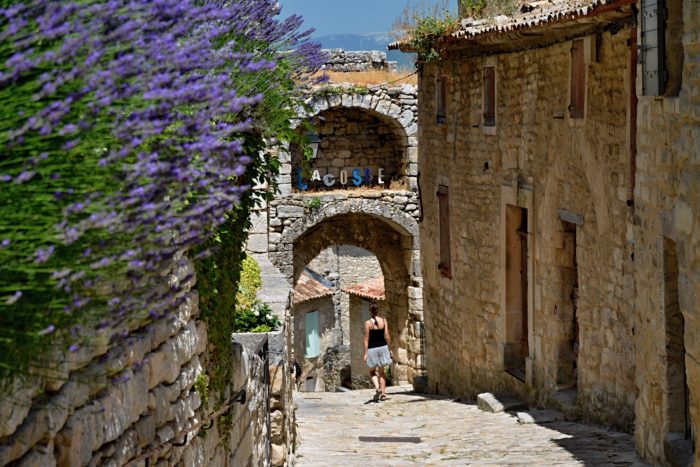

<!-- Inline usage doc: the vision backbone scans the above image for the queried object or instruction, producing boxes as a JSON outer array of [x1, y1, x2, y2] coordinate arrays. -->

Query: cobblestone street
[[293, 386, 649, 466]]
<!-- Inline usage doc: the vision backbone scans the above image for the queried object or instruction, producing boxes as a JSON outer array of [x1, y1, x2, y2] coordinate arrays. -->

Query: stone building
[[291, 271, 335, 391], [392, 0, 698, 465]]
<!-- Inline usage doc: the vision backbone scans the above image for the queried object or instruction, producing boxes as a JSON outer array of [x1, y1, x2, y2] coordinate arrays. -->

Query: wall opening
[[505, 205, 528, 379], [557, 221, 579, 391], [663, 238, 695, 461], [291, 108, 407, 192]]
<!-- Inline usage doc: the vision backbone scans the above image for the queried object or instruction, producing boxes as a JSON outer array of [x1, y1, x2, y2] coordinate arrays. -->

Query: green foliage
[[233, 301, 280, 333], [304, 196, 322, 210], [409, 12, 460, 62], [194, 373, 210, 408], [314, 84, 369, 97], [459, 0, 518, 19], [236, 255, 262, 313], [392, 1, 459, 63]]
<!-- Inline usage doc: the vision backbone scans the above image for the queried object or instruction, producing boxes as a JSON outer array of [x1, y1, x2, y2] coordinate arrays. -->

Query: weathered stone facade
[[633, 2, 700, 464], [322, 49, 397, 72], [414, 9, 637, 432], [402, 0, 699, 464]]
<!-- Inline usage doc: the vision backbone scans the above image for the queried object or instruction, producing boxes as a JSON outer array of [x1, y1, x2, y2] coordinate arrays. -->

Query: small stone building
[[291, 272, 335, 391], [393, 0, 698, 464]]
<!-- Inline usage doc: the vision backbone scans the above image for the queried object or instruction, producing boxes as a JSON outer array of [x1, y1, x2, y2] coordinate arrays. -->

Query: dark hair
[[369, 302, 378, 314]]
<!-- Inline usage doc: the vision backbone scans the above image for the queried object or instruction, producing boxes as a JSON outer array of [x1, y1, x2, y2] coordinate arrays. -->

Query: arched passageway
[[271, 200, 424, 386]]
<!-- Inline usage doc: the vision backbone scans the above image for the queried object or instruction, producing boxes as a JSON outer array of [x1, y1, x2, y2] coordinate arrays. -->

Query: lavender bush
[[0, 0, 324, 385]]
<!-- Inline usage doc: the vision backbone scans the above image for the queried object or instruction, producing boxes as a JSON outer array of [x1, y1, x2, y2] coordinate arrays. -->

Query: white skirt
[[366, 345, 392, 368]]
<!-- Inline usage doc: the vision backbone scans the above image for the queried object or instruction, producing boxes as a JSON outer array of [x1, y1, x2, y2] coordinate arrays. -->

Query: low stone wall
[[322, 49, 397, 72], [230, 331, 295, 467], [0, 255, 296, 466], [0, 254, 207, 466]]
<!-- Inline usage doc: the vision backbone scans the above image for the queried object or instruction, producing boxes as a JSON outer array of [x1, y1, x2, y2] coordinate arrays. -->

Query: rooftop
[[343, 276, 385, 301], [389, 0, 635, 56], [293, 272, 333, 305]]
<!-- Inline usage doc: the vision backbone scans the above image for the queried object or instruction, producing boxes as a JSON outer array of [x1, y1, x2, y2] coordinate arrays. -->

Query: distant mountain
[[313, 32, 416, 71]]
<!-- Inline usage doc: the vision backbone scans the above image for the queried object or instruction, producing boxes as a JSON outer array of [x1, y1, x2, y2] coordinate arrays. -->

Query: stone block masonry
[[418, 29, 637, 431], [322, 49, 397, 73], [633, 1, 700, 463], [0, 254, 296, 466]]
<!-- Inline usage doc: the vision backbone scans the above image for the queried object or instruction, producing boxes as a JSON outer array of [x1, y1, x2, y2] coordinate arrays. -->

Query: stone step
[[516, 409, 565, 424], [476, 392, 528, 413]]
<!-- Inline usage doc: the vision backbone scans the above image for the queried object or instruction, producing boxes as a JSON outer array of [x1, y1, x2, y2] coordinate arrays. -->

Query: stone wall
[[0, 254, 208, 466], [418, 30, 637, 430], [322, 49, 397, 72], [633, 1, 700, 464], [231, 332, 295, 467], [0, 255, 296, 466]]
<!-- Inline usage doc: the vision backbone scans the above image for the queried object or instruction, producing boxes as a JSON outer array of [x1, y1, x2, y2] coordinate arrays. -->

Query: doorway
[[557, 221, 579, 390], [663, 238, 695, 463], [505, 205, 528, 379]]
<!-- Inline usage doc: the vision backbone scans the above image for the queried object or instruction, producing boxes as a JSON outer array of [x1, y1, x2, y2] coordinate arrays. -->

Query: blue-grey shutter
[[641, 0, 666, 96]]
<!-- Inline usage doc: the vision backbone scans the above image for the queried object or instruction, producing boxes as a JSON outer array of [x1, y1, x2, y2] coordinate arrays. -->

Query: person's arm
[[384, 320, 393, 359], [363, 320, 369, 362]]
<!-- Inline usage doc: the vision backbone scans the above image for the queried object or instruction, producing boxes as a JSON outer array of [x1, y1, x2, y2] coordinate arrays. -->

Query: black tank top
[[368, 324, 387, 349]]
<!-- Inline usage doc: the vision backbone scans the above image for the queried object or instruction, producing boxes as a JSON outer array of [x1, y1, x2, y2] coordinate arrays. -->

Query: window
[[436, 77, 447, 124], [641, 0, 683, 96], [437, 185, 451, 278], [569, 39, 585, 119], [305, 311, 320, 358], [483, 67, 496, 126]]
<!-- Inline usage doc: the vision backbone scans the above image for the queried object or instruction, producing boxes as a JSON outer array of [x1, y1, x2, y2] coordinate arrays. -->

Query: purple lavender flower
[[34, 245, 55, 264]]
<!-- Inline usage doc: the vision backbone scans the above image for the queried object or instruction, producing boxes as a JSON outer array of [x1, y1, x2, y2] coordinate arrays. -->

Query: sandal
[[380, 394, 387, 401], [373, 388, 381, 402]]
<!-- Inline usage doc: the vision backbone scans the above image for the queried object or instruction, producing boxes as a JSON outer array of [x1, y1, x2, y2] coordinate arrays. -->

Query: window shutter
[[305, 311, 320, 358], [569, 39, 585, 118], [436, 77, 447, 124], [437, 185, 451, 278], [641, 0, 666, 96], [484, 67, 496, 126]]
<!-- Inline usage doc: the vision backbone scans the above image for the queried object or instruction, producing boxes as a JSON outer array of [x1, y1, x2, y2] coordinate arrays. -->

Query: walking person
[[363, 302, 392, 401]]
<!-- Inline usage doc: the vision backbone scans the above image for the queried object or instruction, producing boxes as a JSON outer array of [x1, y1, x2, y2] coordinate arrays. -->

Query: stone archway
[[270, 198, 423, 385]]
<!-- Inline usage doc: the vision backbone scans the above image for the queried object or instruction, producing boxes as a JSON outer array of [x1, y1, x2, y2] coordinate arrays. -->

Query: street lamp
[[307, 133, 321, 160]]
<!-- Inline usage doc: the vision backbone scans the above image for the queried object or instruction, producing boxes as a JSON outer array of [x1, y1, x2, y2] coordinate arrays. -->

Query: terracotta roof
[[389, 0, 634, 54], [293, 273, 332, 305], [343, 276, 385, 301]]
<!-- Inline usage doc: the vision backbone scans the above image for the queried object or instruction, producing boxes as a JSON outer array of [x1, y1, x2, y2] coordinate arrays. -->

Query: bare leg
[[378, 367, 386, 396], [369, 368, 379, 391]]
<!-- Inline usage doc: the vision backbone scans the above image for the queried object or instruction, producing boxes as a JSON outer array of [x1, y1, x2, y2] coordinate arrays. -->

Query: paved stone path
[[293, 386, 649, 466]]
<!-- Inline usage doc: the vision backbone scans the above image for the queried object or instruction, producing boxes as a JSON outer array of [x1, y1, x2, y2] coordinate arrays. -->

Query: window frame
[[436, 76, 447, 124], [483, 66, 496, 127], [437, 185, 451, 279], [569, 39, 586, 119]]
